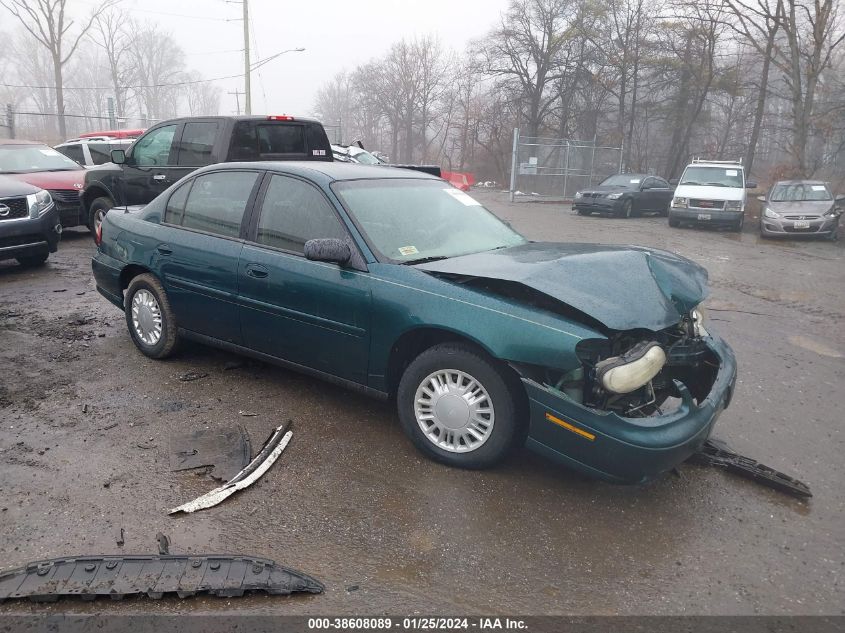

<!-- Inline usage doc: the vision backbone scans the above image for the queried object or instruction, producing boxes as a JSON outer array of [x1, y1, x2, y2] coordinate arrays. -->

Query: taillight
[[267, 115, 295, 121], [95, 221, 103, 246]]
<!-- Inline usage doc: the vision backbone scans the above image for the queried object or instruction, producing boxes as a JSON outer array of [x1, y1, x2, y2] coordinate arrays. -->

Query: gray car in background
[[759, 180, 844, 240]]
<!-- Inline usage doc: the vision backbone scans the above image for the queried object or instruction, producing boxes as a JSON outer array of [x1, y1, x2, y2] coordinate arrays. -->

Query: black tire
[[668, 216, 680, 228], [124, 273, 179, 359], [731, 215, 744, 232], [575, 208, 590, 216], [619, 199, 634, 218], [88, 196, 114, 237], [16, 252, 49, 267], [396, 343, 523, 469]]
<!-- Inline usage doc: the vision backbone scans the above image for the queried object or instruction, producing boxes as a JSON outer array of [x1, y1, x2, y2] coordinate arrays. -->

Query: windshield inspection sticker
[[398, 245, 419, 257], [629, 179, 641, 184], [726, 169, 738, 176], [444, 188, 481, 206], [811, 185, 826, 191]]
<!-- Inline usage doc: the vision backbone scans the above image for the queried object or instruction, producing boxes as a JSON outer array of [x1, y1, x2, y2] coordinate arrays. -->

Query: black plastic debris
[[169, 424, 251, 481], [178, 371, 209, 382], [690, 438, 812, 498], [0, 555, 324, 603]]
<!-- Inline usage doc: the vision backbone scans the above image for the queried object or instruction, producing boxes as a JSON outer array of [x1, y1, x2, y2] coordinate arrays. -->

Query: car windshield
[[0, 145, 82, 173], [680, 166, 743, 187], [599, 174, 643, 188], [770, 183, 832, 202], [333, 179, 527, 262]]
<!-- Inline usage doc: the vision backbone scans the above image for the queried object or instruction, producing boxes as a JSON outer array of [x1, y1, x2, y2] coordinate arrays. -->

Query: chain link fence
[[1, 106, 160, 144], [508, 129, 623, 202]]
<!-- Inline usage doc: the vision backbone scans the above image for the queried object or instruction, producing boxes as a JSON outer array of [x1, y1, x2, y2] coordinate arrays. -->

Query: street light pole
[[243, 0, 251, 115]]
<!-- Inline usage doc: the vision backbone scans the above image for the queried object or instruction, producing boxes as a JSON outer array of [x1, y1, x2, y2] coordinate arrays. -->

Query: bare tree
[[129, 22, 186, 120], [0, 0, 117, 137], [91, 8, 135, 118], [184, 73, 221, 116]]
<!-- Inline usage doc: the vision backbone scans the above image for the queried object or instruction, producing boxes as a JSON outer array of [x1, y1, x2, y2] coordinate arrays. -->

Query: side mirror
[[756, 195, 766, 202], [304, 238, 351, 266], [669, 178, 679, 186], [111, 149, 126, 164], [745, 180, 757, 189]]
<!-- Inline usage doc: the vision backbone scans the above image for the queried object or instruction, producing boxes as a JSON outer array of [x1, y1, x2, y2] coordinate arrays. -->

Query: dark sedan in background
[[0, 175, 61, 267], [758, 180, 843, 240], [574, 174, 674, 218]]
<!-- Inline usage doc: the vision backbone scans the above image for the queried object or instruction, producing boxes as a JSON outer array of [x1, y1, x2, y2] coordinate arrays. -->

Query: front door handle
[[245, 264, 269, 279], [156, 244, 173, 256], [153, 174, 167, 182]]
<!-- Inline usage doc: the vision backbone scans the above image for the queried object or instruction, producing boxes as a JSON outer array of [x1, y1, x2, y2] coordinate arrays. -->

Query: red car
[[0, 139, 87, 230]]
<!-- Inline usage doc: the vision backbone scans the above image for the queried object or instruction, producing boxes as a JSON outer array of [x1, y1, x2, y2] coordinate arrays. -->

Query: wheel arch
[[120, 264, 156, 291], [81, 183, 116, 213]]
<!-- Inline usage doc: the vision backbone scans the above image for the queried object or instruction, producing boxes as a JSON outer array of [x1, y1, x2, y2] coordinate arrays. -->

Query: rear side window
[[56, 144, 84, 164], [164, 180, 192, 225], [180, 171, 259, 238], [88, 143, 117, 165], [256, 175, 346, 253], [177, 122, 219, 166]]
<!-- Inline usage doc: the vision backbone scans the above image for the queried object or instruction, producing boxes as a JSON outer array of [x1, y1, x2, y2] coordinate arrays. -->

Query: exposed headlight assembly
[[763, 207, 780, 218], [691, 307, 709, 337], [606, 192, 624, 200], [27, 190, 53, 217], [672, 197, 688, 208], [595, 341, 667, 394]]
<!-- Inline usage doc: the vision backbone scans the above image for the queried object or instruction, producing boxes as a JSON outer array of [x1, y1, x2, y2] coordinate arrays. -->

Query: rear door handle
[[245, 264, 269, 279], [153, 174, 167, 182], [156, 244, 173, 256]]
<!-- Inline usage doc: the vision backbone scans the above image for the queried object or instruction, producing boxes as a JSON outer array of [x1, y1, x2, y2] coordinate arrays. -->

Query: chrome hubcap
[[131, 289, 162, 346], [414, 369, 494, 453]]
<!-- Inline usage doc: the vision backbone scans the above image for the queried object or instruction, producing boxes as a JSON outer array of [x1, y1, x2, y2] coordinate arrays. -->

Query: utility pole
[[228, 90, 245, 115], [243, 0, 251, 115]]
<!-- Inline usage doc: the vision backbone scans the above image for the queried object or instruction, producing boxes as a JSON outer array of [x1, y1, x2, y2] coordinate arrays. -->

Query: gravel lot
[[0, 192, 843, 615]]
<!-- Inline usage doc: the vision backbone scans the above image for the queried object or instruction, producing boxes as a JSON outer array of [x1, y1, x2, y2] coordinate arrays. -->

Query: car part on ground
[[170, 422, 292, 514], [689, 438, 812, 499], [0, 554, 323, 602], [169, 424, 252, 482]]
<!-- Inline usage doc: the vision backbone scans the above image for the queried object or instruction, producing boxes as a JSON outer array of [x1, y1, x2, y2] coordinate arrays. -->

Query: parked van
[[668, 159, 757, 231]]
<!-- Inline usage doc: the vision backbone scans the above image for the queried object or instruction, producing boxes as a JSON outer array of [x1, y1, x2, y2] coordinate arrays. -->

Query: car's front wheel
[[124, 273, 179, 359], [397, 343, 522, 469], [88, 196, 114, 237], [669, 216, 680, 228], [619, 199, 634, 218], [731, 215, 744, 232]]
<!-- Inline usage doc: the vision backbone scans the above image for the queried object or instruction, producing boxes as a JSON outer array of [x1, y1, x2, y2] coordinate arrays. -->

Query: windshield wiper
[[680, 181, 700, 186], [406, 255, 450, 265], [704, 182, 730, 187]]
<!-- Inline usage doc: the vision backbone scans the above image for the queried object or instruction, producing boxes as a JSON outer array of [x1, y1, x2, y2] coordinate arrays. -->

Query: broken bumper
[[523, 335, 737, 483]]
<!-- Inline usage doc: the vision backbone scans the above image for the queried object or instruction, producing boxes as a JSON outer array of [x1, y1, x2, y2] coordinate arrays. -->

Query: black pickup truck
[[81, 115, 333, 233]]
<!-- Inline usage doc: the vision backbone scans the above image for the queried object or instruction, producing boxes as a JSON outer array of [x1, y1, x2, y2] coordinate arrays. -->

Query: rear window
[[227, 121, 330, 161]]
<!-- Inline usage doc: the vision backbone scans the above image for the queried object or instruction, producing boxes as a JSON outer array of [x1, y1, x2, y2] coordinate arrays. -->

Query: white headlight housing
[[763, 207, 780, 218], [672, 197, 688, 208], [574, 191, 583, 198], [691, 307, 708, 337], [725, 200, 742, 211], [595, 341, 667, 395], [606, 192, 623, 200], [27, 190, 53, 217]]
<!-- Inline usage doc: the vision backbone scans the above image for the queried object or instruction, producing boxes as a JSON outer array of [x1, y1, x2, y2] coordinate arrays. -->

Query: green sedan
[[91, 162, 737, 483]]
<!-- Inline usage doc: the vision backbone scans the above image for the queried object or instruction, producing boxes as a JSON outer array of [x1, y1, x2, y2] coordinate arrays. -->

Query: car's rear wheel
[[397, 343, 522, 469], [16, 252, 49, 267], [125, 273, 178, 359], [88, 197, 114, 237]]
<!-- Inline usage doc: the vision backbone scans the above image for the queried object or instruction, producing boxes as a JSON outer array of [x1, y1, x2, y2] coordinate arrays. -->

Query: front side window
[[256, 175, 347, 253], [132, 124, 177, 166], [333, 179, 526, 262], [180, 171, 259, 238], [177, 122, 219, 166], [680, 166, 744, 188]]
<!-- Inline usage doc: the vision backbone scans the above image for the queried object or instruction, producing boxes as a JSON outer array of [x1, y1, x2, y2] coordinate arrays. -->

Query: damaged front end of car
[[514, 310, 736, 483]]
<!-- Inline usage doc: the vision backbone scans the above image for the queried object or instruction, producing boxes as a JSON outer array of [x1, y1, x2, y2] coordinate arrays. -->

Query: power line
[[1, 70, 245, 91]]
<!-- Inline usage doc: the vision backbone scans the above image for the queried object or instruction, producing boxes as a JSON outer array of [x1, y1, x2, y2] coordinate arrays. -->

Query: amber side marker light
[[545, 412, 596, 441]]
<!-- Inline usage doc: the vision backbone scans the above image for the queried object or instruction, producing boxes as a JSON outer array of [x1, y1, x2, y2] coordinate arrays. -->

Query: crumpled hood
[[416, 242, 709, 331]]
